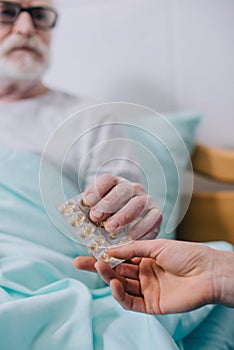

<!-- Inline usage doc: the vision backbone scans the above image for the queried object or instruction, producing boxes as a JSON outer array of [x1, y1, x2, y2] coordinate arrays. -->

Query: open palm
[[93, 239, 215, 314]]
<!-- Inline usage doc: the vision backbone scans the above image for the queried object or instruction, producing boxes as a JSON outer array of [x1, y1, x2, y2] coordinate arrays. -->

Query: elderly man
[[0, 4, 164, 349], [0, 0, 162, 239]]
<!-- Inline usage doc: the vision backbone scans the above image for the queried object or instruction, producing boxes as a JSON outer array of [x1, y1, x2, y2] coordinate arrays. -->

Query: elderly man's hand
[[82, 173, 162, 240], [73, 173, 162, 273]]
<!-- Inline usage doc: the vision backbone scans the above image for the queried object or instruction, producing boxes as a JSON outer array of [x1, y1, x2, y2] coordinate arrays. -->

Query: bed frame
[[177, 144, 234, 245]]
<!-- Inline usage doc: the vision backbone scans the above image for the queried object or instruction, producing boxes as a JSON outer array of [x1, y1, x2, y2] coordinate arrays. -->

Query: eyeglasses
[[0, 1, 58, 30]]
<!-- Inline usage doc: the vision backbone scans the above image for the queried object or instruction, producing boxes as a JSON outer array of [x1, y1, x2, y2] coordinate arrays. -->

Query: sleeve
[[77, 119, 143, 190]]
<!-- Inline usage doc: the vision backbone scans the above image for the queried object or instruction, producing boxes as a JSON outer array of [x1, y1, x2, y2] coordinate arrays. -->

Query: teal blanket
[[0, 146, 233, 350]]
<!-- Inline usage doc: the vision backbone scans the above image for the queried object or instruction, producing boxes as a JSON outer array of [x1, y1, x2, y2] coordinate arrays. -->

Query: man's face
[[0, 0, 56, 81]]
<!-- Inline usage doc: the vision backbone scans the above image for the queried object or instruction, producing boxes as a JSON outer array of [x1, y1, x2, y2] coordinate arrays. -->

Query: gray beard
[[0, 54, 50, 82]]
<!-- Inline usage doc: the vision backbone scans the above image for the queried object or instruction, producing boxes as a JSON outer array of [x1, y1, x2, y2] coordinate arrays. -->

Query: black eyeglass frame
[[0, 1, 58, 30]]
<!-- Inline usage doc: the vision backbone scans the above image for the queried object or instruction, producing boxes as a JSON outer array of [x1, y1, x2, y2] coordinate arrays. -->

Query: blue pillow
[[124, 111, 201, 239]]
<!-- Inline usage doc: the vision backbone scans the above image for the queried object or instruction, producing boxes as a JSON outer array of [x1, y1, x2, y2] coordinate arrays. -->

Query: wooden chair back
[[177, 144, 234, 244]]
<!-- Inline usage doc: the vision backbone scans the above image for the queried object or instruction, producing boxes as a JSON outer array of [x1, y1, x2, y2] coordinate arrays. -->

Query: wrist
[[211, 249, 234, 307]]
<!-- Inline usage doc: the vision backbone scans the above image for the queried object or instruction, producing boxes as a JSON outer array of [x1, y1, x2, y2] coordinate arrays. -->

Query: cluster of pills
[[58, 194, 132, 268]]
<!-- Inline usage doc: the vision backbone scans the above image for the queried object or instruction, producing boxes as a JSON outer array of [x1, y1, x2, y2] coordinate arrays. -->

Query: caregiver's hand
[[75, 239, 234, 315], [82, 174, 162, 240]]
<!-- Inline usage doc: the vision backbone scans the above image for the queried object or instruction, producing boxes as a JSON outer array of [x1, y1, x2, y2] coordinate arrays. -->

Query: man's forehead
[[5, 0, 54, 7]]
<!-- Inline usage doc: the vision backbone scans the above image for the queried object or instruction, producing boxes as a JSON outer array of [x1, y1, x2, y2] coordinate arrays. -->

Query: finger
[[73, 256, 97, 272], [110, 279, 146, 313], [90, 180, 146, 223], [128, 207, 162, 240], [122, 278, 141, 296], [89, 181, 135, 222], [115, 262, 139, 280], [104, 194, 148, 231], [131, 257, 142, 265], [82, 174, 118, 206], [108, 239, 168, 260], [95, 261, 141, 296], [94, 260, 119, 284]]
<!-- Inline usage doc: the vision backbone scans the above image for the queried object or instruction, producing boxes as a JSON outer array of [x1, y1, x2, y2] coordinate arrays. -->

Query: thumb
[[108, 239, 168, 260]]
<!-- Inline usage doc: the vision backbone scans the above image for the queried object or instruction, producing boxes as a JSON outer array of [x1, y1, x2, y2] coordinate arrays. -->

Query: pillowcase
[[124, 111, 201, 239]]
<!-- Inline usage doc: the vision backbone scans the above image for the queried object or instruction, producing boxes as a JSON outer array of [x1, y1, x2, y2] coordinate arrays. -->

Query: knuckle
[[133, 182, 145, 194], [93, 174, 118, 198], [119, 183, 133, 198], [100, 173, 117, 186], [147, 195, 162, 212], [131, 196, 147, 213], [146, 194, 155, 206]]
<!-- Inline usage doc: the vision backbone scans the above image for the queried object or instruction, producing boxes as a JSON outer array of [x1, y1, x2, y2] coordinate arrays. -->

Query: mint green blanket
[[0, 146, 233, 350]]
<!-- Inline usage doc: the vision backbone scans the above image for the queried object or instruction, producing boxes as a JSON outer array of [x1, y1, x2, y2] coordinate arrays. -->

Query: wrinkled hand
[[75, 239, 217, 314], [82, 173, 162, 240]]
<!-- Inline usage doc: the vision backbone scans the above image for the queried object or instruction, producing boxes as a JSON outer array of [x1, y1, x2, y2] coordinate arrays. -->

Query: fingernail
[[92, 209, 103, 218], [84, 193, 96, 205]]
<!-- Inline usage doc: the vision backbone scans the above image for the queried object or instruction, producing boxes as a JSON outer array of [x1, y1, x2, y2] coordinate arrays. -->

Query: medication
[[58, 194, 132, 268]]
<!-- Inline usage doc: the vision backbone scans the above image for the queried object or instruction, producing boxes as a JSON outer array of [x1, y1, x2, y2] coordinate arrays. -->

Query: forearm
[[212, 249, 234, 307]]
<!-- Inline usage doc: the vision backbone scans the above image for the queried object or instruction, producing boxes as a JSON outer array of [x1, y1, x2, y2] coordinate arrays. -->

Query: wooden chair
[[177, 144, 234, 244]]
